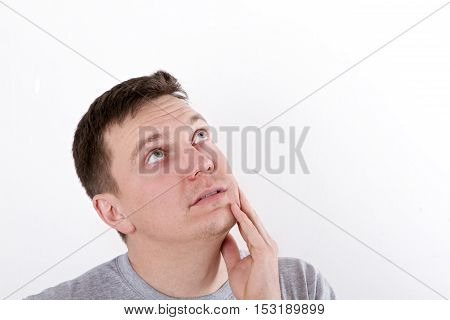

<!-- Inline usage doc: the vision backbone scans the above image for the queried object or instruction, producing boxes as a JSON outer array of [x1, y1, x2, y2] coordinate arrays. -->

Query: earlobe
[[92, 195, 136, 236]]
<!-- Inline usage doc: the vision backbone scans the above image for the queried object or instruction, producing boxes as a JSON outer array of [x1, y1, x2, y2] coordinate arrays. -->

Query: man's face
[[104, 95, 239, 243]]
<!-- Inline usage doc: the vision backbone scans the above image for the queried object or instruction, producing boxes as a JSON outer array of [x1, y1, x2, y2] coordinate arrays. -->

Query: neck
[[127, 234, 230, 298]]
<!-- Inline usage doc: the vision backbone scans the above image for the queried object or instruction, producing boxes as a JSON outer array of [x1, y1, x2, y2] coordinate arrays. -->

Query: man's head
[[72, 70, 239, 245]]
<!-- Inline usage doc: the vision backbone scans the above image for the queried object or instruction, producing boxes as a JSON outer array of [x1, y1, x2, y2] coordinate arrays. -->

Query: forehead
[[104, 95, 206, 160]]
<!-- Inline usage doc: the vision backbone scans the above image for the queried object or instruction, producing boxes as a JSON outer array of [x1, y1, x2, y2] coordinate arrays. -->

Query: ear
[[92, 194, 136, 236]]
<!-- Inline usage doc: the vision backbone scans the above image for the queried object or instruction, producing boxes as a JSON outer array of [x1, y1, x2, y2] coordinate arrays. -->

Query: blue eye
[[146, 149, 165, 164], [193, 129, 209, 144]]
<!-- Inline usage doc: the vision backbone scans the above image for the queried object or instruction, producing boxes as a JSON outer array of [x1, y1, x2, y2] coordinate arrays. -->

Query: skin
[[92, 94, 281, 299]]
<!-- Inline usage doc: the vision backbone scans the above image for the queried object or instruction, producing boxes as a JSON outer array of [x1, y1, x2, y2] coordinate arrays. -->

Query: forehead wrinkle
[[125, 105, 192, 143], [145, 96, 190, 118], [121, 99, 187, 139]]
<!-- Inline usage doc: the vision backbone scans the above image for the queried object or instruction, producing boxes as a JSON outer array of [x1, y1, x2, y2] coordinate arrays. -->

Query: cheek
[[130, 197, 188, 236], [123, 176, 185, 215], [211, 147, 231, 173], [134, 172, 179, 198], [211, 147, 240, 203]]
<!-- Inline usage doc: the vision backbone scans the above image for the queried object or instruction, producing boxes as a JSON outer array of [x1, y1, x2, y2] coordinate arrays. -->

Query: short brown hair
[[72, 70, 188, 243]]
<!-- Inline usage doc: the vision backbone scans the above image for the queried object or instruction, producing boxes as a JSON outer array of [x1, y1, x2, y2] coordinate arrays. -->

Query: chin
[[192, 206, 235, 240]]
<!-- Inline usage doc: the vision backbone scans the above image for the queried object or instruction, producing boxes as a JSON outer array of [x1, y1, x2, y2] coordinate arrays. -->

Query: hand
[[220, 187, 281, 300]]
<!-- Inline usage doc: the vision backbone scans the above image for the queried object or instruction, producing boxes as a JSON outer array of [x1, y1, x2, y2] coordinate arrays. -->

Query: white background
[[1, 0, 449, 299]]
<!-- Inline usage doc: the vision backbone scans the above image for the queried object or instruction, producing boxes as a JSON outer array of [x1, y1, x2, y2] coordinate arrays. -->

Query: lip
[[191, 186, 228, 207]]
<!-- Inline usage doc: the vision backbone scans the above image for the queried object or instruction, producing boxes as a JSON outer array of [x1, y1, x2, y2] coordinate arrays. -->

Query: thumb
[[221, 233, 241, 273]]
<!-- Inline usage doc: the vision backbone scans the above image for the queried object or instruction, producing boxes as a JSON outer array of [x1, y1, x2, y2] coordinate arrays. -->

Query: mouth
[[191, 186, 228, 207]]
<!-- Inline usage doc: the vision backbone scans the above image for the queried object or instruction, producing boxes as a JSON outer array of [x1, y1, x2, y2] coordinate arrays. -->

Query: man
[[25, 70, 335, 300]]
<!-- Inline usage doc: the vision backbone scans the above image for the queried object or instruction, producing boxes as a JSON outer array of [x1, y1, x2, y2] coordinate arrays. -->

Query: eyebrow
[[130, 113, 207, 162]]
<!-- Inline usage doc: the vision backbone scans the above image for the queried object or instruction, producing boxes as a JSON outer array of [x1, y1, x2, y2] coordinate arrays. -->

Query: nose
[[187, 147, 215, 180]]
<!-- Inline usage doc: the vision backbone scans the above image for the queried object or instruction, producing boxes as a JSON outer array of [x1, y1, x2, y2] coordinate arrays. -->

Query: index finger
[[238, 187, 274, 246], [231, 203, 266, 252]]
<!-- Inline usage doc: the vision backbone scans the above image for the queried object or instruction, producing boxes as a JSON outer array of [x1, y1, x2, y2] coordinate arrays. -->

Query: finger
[[237, 221, 248, 244], [231, 203, 266, 252], [238, 187, 274, 245], [220, 233, 241, 273]]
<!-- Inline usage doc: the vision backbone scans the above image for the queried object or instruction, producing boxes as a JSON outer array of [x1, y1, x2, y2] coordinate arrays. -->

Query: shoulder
[[23, 255, 131, 300], [239, 249, 336, 300], [277, 255, 336, 300]]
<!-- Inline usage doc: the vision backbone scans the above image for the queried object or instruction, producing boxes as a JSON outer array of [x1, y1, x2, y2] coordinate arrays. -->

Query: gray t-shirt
[[24, 249, 336, 300]]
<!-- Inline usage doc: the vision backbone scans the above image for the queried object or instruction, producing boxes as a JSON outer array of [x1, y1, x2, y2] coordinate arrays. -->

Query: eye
[[146, 148, 166, 164], [193, 128, 209, 145]]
